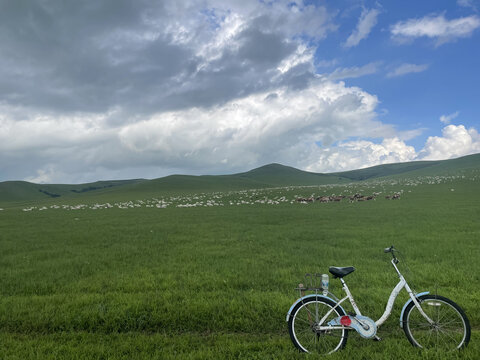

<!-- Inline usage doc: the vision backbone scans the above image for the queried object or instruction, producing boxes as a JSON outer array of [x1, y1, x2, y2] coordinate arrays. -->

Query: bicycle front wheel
[[402, 294, 470, 350], [288, 296, 348, 354]]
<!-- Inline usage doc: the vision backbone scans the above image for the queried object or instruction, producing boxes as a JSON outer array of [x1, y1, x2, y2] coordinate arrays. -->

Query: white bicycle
[[286, 246, 471, 354]]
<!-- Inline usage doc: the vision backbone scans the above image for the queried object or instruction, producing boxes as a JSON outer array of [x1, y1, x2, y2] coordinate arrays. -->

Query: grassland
[[2, 153, 479, 208], [0, 156, 479, 359]]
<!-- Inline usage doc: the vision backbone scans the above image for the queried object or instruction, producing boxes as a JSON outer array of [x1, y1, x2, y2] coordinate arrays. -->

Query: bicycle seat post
[[339, 277, 363, 316]]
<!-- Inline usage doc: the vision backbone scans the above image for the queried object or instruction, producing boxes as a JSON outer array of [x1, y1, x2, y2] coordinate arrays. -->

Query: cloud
[[439, 111, 460, 124], [304, 124, 480, 173], [117, 80, 388, 171], [386, 63, 429, 77], [0, 0, 342, 182], [457, 0, 478, 11], [0, 107, 125, 183], [327, 62, 381, 81], [24, 168, 58, 184], [391, 13, 480, 45], [315, 59, 339, 68], [305, 137, 417, 173], [0, 1, 478, 183], [397, 128, 426, 141], [0, 79, 392, 182], [2, 97, 478, 181], [344, 8, 380, 48], [0, 0, 336, 118], [419, 125, 480, 160]]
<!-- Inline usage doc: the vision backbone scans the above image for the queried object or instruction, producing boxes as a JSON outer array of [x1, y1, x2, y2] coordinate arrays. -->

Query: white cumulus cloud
[[0, 79, 391, 183], [305, 138, 417, 173], [303, 124, 480, 173], [419, 125, 480, 160], [118, 79, 389, 173]]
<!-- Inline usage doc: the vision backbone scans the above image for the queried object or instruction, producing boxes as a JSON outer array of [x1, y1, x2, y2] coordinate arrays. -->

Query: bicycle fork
[[389, 259, 436, 328]]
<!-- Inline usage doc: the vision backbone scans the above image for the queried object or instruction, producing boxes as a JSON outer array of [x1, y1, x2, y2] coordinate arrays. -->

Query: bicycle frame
[[315, 258, 434, 331]]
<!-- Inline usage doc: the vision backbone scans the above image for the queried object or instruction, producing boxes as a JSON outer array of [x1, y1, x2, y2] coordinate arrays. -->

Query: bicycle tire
[[288, 296, 348, 354], [402, 294, 470, 350]]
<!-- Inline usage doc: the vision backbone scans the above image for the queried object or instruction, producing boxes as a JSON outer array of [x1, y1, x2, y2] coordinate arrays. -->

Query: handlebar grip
[[384, 245, 395, 253]]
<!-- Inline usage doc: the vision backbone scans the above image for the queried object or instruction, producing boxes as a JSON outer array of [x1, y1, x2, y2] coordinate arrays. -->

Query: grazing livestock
[[296, 197, 314, 203], [349, 193, 375, 202], [349, 193, 363, 201], [314, 195, 346, 203], [386, 193, 401, 200]]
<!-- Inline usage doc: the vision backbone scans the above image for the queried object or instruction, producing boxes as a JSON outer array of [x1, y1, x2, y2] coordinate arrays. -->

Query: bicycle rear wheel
[[288, 296, 348, 354], [402, 294, 470, 350]]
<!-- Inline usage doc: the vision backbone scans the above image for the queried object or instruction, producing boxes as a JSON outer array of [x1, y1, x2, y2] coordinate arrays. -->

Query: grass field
[[0, 161, 479, 358]]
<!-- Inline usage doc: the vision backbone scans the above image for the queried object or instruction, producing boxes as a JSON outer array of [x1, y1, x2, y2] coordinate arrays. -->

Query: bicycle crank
[[327, 315, 377, 339]]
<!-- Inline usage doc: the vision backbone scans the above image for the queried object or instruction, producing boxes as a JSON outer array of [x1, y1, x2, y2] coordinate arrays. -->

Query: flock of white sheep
[[15, 172, 477, 213]]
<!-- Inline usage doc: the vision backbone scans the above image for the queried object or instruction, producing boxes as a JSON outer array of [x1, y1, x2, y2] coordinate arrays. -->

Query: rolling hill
[[1, 153, 479, 206], [332, 153, 480, 180], [0, 180, 145, 205]]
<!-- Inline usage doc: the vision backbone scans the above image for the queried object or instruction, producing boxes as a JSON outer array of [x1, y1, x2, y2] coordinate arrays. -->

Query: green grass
[[1, 155, 480, 358], [2, 331, 478, 360], [0, 171, 479, 359]]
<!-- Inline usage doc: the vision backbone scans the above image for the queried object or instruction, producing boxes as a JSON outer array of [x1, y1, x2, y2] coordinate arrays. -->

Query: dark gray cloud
[[0, 0, 318, 119], [236, 27, 296, 65], [0, 0, 189, 114]]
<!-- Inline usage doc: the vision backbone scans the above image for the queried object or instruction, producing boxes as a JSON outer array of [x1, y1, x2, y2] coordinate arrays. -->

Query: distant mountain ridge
[[1, 153, 479, 205]]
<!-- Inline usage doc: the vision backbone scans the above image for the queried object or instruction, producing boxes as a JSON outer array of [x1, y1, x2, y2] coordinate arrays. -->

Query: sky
[[1, 0, 479, 184]]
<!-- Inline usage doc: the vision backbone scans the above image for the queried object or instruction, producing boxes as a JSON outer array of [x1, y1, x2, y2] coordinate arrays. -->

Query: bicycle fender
[[286, 294, 346, 322], [399, 291, 429, 327]]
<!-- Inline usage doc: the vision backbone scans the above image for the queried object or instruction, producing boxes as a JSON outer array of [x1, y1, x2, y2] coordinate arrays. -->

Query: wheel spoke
[[437, 326, 461, 344]]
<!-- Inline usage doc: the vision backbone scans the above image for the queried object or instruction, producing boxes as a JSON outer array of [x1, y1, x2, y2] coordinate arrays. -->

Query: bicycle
[[286, 245, 471, 354]]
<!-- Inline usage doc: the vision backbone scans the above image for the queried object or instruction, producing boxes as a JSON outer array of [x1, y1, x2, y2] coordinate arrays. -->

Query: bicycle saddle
[[329, 266, 356, 278]]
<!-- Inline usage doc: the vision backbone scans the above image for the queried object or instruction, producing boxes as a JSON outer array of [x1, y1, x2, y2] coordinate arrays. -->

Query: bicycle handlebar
[[384, 245, 394, 253], [384, 245, 399, 263]]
